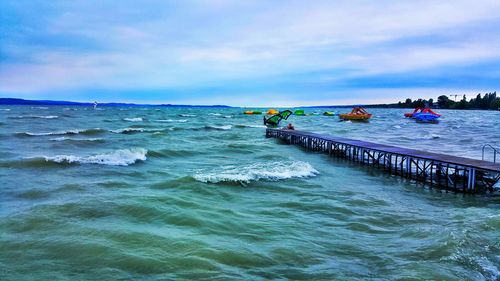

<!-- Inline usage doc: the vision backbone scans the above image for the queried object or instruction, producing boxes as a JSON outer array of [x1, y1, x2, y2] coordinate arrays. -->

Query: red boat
[[404, 108, 440, 118]]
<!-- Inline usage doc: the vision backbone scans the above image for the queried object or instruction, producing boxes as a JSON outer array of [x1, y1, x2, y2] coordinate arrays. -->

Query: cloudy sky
[[1, 0, 499, 106]]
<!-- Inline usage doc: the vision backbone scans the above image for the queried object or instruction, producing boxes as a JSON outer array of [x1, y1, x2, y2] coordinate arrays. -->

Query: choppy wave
[[44, 148, 147, 166], [204, 125, 232, 131], [235, 124, 267, 128], [179, 114, 196, 117], [16, 128, 105, 137], [9, 115, 59, 119], [0, 108, 11, 111], [50, 137, 104, 143], [124, 117, 143, 122], [111, 127, 145, 134], [209, 113, 222, 116], [155, 119, 188, 123], [193, 160, 319, 184]]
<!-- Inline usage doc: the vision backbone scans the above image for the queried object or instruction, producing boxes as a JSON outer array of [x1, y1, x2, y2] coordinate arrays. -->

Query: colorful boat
[[339, 107, 372, 121], [404, 108, 423, 118], [267, 109, 279, 115], [294, 109, 306, 116], [243, 110, 262, 115], [323, 111, 335, 116], [405, 108, 441, 122]]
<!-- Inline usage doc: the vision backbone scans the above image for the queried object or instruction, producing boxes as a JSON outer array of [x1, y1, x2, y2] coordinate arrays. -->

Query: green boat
[[323, 111, 335, 116], [294, 109, 306, 116]]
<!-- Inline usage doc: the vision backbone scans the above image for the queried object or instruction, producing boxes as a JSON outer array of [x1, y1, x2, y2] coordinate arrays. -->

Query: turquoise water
[[0, 106, 499, 280]]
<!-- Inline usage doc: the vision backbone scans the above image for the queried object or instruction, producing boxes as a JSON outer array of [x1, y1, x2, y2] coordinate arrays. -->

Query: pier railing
[[266, 129, 500, 194]]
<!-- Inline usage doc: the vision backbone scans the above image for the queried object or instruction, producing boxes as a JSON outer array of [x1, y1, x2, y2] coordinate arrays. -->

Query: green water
[[0, 106, 499, 280]]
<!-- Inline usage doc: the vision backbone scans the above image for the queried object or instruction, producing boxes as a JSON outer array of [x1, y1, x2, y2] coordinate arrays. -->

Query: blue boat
[[413, 112, 440, 122]]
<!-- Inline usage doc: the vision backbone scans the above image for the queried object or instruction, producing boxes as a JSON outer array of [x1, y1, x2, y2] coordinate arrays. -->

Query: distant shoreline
[[0, 98, 231, 108], [1, 97, 498, 110]]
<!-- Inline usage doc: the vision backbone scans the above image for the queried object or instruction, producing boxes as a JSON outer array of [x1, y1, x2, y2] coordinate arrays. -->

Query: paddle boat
[[267, 109, 279, 115], [405, 108, 441, 122], [339, 107, 372, 121], [294, 109, 306, 116]]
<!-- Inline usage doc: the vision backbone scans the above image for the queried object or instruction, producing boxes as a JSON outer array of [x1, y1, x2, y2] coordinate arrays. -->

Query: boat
[[267, 109, 279, 115], [323, 111, 334, 116], [243, 110, 262, 115], [263, 110, 292, 127], [339, 107, 372, 121], [294, 109, 306, 116], [405, 108, 441, 122], [404, 108, 423, 118]]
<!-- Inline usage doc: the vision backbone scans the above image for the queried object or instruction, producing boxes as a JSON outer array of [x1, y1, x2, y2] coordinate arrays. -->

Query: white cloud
[[1, 0, 499, 102]]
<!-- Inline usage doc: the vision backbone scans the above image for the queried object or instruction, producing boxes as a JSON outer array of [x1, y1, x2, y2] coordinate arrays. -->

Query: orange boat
[[339, 107, 372, 121]]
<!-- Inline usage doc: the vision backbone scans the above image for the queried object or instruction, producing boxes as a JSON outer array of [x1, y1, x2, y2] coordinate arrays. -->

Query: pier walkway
[[266, 129, 500, 193]]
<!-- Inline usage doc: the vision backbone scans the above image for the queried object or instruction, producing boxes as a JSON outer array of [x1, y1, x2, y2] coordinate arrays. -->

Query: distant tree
[[437, 95, 450, 108], [457, 95, 468, 109], [428, 98, 434, 107]]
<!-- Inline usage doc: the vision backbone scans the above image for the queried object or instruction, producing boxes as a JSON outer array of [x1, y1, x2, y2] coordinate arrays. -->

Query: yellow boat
[[339, 107, 372, 121], [267, 109, 279, 115]]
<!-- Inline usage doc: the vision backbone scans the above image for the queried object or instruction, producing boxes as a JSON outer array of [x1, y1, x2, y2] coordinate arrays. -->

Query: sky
[[1, 0, 500, 106]]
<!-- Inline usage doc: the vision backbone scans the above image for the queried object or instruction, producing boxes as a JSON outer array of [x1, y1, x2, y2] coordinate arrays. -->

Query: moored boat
[[339, 107, 372, 121]]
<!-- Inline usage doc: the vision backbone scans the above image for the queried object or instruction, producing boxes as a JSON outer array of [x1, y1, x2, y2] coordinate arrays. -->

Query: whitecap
[[0, 108, 11, 111], [10, 115, 59, 119], [124, 117, 143, 122], [223, 115, 232, 118], [246, 124, 266, 128], [50, 137, 103, 142], [17, 128, 104, 136], [179, 114, 196, 117], [393, 125, 402, 129], [209, 113, 222, 116], [43, 148, 147, 166], [111, 128, 144, 134], [156, 119, 188, 123], [194, 160, 319, 183], [207, 125, 232, 130]]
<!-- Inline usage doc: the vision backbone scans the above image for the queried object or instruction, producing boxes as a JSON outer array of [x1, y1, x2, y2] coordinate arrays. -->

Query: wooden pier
[[266, 129, 500, 193]]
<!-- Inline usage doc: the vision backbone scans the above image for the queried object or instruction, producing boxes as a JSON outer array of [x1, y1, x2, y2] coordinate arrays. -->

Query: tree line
[[366, 92, 499, 110]]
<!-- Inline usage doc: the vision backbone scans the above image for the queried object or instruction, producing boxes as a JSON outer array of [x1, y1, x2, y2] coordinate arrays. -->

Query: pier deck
[[266, 129, 500, 193]]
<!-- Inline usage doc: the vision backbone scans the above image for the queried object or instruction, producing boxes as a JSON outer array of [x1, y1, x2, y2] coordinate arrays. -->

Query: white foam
[[209, 113, 222, 116], [111, 128, 144, 133], [208, 125, 232, 130], [11, 115, 59, 119], [0, 108, 11, 111], [156, 119, 188, 123], [20, 128, 102, 136], [194, 160, 319, 183], [44, 148, 147, 166], [393, 125, 402, 129], [124, 117, 143, 122], [179, 114, 196, 117], [50, 137, 103, 142]]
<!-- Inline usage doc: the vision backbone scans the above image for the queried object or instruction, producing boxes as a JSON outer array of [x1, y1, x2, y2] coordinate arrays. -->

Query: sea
[[0, 105, 499, 280]]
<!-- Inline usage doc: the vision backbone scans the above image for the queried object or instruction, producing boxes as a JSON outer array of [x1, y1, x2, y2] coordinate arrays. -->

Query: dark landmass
[[364, 92, 499, 110], [0, 98, 231, 108], [305, 92, 499, 110]]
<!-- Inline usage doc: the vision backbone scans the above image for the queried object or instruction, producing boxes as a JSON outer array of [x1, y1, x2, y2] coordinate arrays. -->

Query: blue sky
[[1, 0, 499, 106]]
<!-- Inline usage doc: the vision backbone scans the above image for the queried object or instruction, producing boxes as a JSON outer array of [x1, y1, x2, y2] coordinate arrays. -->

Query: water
[[0, 106, 499, 280]]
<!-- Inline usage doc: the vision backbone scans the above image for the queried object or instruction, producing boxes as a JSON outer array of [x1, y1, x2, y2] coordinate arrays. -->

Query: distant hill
[[0, 98, 231, 108]]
